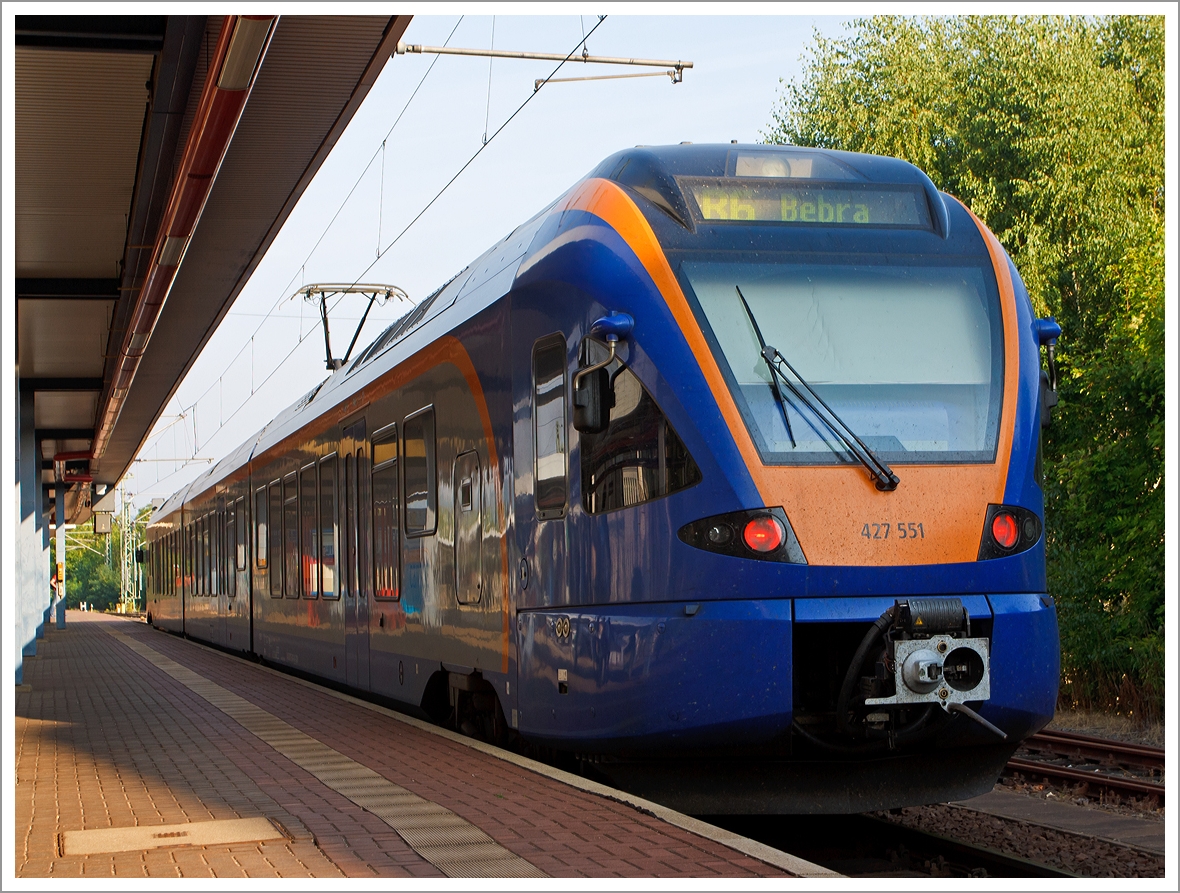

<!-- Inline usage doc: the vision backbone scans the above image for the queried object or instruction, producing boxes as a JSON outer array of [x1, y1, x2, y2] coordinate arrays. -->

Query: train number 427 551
[[861, 522, 925, 540]]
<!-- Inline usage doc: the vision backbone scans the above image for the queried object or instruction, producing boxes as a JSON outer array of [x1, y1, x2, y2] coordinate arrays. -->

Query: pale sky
[[130, 11, 853, 509]]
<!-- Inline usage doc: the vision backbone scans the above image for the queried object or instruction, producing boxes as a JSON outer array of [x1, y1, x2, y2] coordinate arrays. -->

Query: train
[[144, 143, 1062, 814]]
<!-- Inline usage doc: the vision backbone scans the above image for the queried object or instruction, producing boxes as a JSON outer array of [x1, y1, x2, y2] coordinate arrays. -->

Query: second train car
[[145, 143, 1062, 813]]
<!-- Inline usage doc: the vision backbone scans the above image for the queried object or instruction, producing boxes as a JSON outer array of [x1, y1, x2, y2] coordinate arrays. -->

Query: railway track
[[1005, 729, 1165, 804], [1023, 729, 1164, 769]]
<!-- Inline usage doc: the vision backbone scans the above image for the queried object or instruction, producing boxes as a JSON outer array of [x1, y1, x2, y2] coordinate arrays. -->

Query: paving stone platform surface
[[14, 612, 817, 879]]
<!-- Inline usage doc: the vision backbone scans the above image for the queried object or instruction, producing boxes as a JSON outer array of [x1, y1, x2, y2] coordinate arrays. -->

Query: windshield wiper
[[735, 288, 796, 447], [735, 286, 900, 492]]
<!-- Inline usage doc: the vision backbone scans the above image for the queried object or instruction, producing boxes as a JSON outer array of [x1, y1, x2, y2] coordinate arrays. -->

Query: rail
[[1023, 729, 1164, 770], [1005, 730, 1164, 803]]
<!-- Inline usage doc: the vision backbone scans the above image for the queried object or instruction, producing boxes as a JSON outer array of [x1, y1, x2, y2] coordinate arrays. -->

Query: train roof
[[590, 142, 938, 185]]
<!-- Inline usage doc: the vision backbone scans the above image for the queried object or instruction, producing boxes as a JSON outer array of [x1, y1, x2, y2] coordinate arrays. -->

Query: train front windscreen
[[677, 257, 1005, 466]]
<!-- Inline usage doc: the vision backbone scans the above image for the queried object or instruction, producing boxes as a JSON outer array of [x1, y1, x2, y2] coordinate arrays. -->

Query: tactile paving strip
[[105, 629, 546, 878]]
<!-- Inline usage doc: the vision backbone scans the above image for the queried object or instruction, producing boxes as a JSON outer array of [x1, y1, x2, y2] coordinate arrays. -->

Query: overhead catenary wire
[[483, 16, 495, 144], [354, 16, 609, 285]]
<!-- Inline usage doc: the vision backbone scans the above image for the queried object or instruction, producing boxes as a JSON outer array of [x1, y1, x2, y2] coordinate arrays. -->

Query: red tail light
[[743, 516, 785, 553], [991, 512, 1019, 549]]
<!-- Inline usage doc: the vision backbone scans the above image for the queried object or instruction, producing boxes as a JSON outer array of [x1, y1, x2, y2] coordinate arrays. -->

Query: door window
[[533, 335, 568, 518], [403, 407, 436, 535], [236, 498, 247, 570], [227, 510, 236, 597], [283, 473, 300, 598], [301, 463, 319, 598], [268, 481, 282, 596], [454, 451, 482, 604], [372, 427, 399, 600], [255, 486, 268, 569], [320, 454, 338, 598]]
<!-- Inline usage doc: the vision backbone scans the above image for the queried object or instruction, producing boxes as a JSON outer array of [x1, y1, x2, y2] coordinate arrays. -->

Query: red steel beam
[[91, 15, 276, 461]]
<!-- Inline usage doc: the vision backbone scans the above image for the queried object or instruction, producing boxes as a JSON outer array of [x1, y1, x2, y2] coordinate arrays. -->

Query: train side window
[[283, 472, 300, 598], [191, 522, 198, 594], [300, 463, 319, 598], [210, 514, 217, 595], [403, 407, 436, 536], [199, 516, 207, 595], [581, 365, 702, 514], [236, 498, 247, 570], [255, 486, 268, 569], [268, 481, 283, 597], [533, 334, 568, 519], [197, 522, 203, 594], [207, 515, 214, 595], [226, 510, 236, 596], [319, 454, 338, 598], [343, 454, 354, 595], [356, 445, 371, 600], [214, 512, 222, 595], [202, 516, 210, 595], [206, 515, 214, 596], [372, 426, 399, 600]]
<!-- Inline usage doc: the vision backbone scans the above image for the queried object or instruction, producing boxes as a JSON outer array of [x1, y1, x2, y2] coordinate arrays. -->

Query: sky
[[127, 11, 855, 510]]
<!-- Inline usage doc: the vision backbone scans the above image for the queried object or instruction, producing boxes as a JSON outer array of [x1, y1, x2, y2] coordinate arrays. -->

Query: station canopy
[[15, 14, 410, 523]]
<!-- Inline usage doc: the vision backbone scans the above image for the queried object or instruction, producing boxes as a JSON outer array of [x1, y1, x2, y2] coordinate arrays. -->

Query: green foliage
[[50, 506, 152, 612], [766, 15, 1164, 719]]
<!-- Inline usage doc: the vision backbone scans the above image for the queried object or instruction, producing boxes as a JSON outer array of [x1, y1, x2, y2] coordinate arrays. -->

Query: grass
[[1048, 708, 1164, 747]]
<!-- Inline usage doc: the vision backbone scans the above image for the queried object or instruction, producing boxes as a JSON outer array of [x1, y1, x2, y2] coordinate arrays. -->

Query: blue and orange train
[[145, 144, 1062, 813]]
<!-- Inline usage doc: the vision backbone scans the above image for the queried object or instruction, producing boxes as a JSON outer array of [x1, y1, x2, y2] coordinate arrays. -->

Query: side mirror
[[574, 367, 613, 433], [573, 312, 633, 434], [1034, 317, 1061, 428]]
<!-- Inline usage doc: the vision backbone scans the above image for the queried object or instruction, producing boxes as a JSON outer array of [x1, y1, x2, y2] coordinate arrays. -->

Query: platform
[[14, 613, 835, 879]]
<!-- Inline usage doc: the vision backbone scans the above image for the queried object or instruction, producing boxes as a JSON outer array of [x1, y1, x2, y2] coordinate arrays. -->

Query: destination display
[[682, 178, 931, 228]]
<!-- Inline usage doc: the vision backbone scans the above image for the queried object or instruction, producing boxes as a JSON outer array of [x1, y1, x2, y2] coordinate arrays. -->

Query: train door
[[342, 419, 371, 689], [513, 328, 570, 611], [226, 495, 248, 651]]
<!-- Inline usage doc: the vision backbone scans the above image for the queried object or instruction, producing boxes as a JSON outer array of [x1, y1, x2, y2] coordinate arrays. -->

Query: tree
[[766, 15, 1165, 719], [50, 504, 151, 612]]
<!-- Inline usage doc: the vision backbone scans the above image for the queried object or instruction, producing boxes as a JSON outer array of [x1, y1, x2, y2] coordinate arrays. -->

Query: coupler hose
[[836, 605, 896, 738]]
